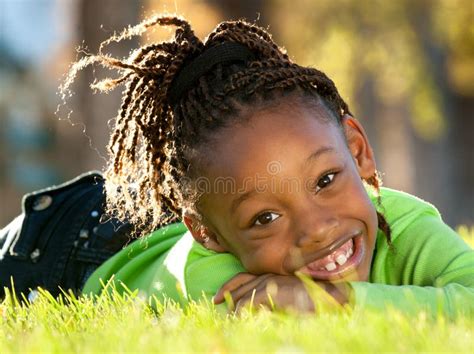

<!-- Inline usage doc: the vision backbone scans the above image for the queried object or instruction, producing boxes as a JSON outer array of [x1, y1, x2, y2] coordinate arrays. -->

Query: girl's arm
[[348, 213, 474, 319]]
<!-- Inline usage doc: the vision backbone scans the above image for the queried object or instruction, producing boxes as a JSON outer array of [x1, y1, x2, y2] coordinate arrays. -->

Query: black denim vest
[[0, 171, 132, 299]]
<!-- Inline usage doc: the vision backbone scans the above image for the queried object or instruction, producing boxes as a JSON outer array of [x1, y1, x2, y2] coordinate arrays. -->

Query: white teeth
[[344, 244, 354, 259], [325, 262, 337, 271], [336, 254, 347, 266]]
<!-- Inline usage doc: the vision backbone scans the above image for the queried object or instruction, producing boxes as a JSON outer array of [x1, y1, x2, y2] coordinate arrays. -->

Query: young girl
[[68, 15, 473, 317]]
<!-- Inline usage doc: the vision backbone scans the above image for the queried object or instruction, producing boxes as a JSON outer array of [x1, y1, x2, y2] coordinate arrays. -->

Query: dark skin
[[183, 98, 378, 313]]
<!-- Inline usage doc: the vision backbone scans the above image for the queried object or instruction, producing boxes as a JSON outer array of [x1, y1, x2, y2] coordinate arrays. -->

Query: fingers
[[222, 274, 275, 307], [214, 272, 349, 314], [231, 279, 300, 313], [234, 287, 272, 314], [214, 272, 257, 304], [319, 281, 351, 305]]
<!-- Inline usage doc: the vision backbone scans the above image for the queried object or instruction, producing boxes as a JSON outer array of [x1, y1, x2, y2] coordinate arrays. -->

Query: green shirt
[[83, 188, 474, 317]]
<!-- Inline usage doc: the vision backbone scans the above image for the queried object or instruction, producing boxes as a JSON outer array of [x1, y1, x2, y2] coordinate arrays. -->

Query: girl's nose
[[294, 208, 339, 248]]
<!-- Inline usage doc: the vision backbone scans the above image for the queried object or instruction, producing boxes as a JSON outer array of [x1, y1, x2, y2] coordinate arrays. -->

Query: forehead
[[200, 103, 346, 183]]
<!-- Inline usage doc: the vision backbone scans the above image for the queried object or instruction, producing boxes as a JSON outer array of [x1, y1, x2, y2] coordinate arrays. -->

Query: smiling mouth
[[298, 233, 365, 281]]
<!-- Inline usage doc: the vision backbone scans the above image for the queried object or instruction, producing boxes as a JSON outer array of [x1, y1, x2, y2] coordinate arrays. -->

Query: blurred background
[[0, 0, 472, 230]]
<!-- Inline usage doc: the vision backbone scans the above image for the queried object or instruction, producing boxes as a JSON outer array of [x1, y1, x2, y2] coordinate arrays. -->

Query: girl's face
[[185, 99, 379, 282]]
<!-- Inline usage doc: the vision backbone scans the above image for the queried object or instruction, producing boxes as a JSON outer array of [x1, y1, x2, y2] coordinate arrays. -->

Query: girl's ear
[[342, 115, 376, 179], [183, 212, 227, 253]]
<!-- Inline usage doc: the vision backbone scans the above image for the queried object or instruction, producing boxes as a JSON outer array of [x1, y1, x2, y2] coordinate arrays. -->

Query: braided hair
[[63, 15, 391, 243]]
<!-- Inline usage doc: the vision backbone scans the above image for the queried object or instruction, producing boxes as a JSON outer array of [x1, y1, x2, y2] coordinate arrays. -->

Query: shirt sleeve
[[349, 213, 474, 319]]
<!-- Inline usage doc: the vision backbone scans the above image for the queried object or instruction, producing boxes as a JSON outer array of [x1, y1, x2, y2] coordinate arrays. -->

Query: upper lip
[[300, 230, 362, 267]]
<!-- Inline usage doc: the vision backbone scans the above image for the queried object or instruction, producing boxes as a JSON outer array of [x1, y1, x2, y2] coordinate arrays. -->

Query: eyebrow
[[231, 189, 259, 214], [230, 146, 336, 213], [305, 146, 336, 165]]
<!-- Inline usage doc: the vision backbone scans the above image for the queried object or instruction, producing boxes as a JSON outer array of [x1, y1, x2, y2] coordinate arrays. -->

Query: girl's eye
[[315, 173, 336, 192], [254, 212, 280, 226]]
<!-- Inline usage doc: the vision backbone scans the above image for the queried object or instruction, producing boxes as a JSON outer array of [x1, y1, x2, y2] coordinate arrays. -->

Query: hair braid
[[110, 76, 140, 148], [364, 172, 393, 246], [111, 77, 151, 172], [63, 15, 387, 238]]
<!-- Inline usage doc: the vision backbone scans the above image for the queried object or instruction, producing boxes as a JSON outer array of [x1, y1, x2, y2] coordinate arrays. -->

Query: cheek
[[238, 242, 288, 274], [345, 171, 378, 233], [357, 192, 378, 244]]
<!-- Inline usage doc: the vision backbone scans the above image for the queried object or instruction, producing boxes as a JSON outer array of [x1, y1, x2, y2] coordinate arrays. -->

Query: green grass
[[1, 227, 473, 353], [1, 288, 473, 353]]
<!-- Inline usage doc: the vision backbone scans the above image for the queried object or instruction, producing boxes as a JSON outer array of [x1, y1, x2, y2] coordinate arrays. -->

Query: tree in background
[[1, 0, 472, 228], [271, 0, 473, 226]]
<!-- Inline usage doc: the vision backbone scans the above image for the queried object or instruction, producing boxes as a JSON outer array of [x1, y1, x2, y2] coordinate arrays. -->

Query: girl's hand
[[213, 272, 350, 313]]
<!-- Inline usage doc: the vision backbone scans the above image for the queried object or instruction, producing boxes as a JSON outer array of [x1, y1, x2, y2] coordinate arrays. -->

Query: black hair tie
[[168, 42, 255, 105]]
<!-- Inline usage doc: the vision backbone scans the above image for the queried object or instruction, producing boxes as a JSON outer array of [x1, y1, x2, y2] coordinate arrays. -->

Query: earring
[[365, 171, 382, 191], [364, 171, 382, 198]]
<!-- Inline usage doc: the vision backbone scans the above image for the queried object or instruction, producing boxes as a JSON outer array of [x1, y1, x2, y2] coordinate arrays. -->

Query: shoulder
[[146, 222, 188, 244], [371, 187, 442, 238], [368, 188, 473, 287], [376, 187, 441, 217]]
